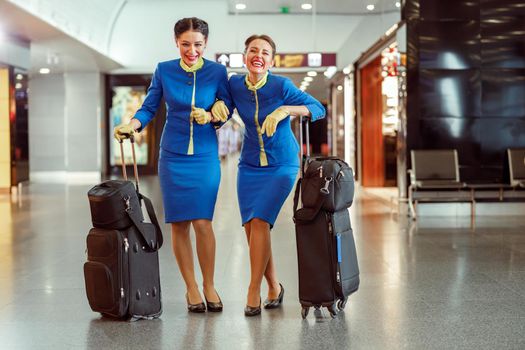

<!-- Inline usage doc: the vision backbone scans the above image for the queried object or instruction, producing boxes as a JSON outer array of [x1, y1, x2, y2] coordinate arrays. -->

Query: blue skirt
[[158, 149, 220, 223], [237, 162, 299, 227]]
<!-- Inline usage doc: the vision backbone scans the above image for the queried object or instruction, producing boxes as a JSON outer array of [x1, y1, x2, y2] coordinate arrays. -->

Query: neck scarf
[[180, 57, 204, 72]]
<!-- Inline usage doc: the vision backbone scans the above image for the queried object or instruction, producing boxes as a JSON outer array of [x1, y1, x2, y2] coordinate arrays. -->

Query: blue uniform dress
[[133, 58, 232, 223], [229, 73, 325, 227]]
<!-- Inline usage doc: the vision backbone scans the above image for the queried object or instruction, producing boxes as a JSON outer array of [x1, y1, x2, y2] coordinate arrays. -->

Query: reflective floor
[[1, 157, 525, 349]]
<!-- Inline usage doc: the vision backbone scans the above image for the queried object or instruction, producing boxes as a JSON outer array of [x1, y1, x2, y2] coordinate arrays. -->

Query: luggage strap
[[293, 178, 327, 222], [125, 192, 164, 251]]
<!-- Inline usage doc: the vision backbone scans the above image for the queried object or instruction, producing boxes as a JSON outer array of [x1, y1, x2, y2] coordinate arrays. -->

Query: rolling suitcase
[[293, 116, 360, 319], [84, 137, 164, 320]]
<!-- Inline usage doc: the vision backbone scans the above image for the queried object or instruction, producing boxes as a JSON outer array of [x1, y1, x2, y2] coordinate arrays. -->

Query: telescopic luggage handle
[[118, 135, 140, 192], [299, 115, 311, 178]]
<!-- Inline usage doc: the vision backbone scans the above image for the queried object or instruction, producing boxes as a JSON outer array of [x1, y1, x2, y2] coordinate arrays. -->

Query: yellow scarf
[[180, 57, 204, 72], [245, 72, 268, 91]]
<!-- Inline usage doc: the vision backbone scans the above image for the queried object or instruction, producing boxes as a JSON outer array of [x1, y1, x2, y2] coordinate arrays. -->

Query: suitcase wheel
[[326, 304, 337, 318], [301, 306, 310, 319], [337, 298, 347, 311]]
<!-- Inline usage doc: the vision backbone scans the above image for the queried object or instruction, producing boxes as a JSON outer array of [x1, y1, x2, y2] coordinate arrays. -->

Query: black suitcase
[[84, 137, 163, 320], [293, 116, 359, 319]]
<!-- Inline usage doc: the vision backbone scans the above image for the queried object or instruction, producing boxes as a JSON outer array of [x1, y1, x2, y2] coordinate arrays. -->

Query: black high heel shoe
[[263, 283, 284, 309], [186, 293, 206, 313], [244, 298, 261, 317], [205, 290, 223, 312]]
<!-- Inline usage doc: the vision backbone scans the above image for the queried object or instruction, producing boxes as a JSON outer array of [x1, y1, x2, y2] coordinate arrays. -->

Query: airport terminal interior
[[1, 0, 525, 349]]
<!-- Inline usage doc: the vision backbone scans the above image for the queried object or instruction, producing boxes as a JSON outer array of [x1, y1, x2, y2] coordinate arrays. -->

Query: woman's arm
[[281, 78, 325, 121], [132, 64, 163, 131], [279, 105, 311, 117]]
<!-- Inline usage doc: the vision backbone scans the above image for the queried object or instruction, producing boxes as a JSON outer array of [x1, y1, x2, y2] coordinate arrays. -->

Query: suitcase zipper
[[326, 216, 338, 300]]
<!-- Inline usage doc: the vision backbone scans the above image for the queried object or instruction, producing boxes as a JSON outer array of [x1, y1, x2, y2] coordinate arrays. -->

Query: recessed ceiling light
[[15, 83, 22, 89], [395, 2, 401, 8], [39, 68, 50, 74], [304, 77, 313, 82], [301, 82, 310, 87], [301, 3, 313, 10], [337, 85, 343, 91], [366, 4, 375, 11], [307, 71, 318, 77], [236, 3, 246, 10], [16, 74, 23, 80], [343, 67, 351, 74]]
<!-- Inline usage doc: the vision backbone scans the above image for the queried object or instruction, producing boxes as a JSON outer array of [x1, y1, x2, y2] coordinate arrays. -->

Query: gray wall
[[0, 37, 30, 70], [337, 12, 401, 69], [29, 72, 104, 175]]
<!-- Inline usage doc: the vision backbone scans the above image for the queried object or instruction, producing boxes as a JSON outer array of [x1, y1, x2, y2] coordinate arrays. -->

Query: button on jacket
[[133, 58, 232, 155]]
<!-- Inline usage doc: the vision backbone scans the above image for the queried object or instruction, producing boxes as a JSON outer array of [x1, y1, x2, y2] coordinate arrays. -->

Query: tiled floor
[[1, 156, 525, 349]]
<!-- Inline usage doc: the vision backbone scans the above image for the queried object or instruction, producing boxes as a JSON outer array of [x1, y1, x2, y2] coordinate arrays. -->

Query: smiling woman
[[113, 16, 234, 314], [222, 34, 326, 316]]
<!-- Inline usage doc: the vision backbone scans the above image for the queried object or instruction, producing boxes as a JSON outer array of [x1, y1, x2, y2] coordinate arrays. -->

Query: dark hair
[[244, 34, 276, 58], [174, 17, 209, 39]]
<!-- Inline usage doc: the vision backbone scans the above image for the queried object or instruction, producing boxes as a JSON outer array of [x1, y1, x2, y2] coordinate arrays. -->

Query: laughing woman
[[114, 17, 232, 313], [212, 34, 325, 316]]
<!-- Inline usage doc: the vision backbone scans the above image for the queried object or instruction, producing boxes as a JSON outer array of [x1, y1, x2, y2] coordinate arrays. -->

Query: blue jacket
[[229, 73, 325, 167], [133, 58, 232, 155]]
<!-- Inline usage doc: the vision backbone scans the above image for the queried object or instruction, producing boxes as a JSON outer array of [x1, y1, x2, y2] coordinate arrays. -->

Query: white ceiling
[[226, 0, 400, 14], [0, 0, 400, 83]]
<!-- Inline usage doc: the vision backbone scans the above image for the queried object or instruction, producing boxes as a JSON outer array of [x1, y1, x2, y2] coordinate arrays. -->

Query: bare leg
[[244, 222, 280, 299], [171, 222, 202, 304], [192, 219, 220, 303], [246, 218, 272, 307]]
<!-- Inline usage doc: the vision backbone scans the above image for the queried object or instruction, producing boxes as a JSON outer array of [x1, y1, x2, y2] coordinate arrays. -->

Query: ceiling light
[[300, 86, 307, 91], [395, 2, 401, 8], [304, 77, 313, 82], [15, 83, 22, 89], [337, 85, 343, 91], [307, 71, 317, 77], [323, 66, 337, 79], [366, 4, 375, 11], [343, 67, 351, 74], [236, 3, 246, 10], [301, 82, 310, 87], [39, 68, 50, 74], [16, 74, 23, 80], [301, 3, 313, 10]]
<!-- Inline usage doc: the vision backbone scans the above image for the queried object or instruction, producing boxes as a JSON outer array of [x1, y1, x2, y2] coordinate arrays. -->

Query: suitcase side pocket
[[83, 261, 118, 312], [337, 228, 360, 296]]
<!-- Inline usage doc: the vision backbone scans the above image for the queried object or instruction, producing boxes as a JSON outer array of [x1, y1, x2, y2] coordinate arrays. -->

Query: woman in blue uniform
[[114, 17, 231, 313], [212, 34, 325, 316]]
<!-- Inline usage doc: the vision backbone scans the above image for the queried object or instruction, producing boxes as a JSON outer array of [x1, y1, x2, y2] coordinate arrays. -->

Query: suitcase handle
[[299, 115, 311, 179], [119, 136, 140, 193]]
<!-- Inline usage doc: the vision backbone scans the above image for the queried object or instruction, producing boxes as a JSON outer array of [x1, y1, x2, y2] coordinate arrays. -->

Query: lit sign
[[215, 52, 336, 68]]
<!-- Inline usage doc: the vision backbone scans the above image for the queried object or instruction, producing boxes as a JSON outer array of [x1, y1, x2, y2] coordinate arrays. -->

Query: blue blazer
[[133, 58, 232, 155], [229, 73, 325, 167]]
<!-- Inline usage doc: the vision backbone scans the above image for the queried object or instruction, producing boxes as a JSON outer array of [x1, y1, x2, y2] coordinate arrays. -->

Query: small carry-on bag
[[84, 137, 164, 320], [293, 116, 360, 319]]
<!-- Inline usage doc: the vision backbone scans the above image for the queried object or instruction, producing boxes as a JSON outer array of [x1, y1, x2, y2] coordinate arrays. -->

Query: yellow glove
[[113, 123, 135, 142], [211, 100, 229, 122], [191, 106, 211, 125], [260, 107, 289, 137]]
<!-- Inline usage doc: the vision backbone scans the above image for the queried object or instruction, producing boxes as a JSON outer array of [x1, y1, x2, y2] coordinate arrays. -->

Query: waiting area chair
[[408, 149, 471, 219], [508, 148, 525, 188], [408, 148, 525, 220]]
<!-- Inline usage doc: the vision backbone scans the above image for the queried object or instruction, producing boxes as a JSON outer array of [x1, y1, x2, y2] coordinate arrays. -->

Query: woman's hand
[[260, 107, 289, 137], [191, 106, 212, 125], [211, 100, 229, 122], [114, 119, 140, 141]]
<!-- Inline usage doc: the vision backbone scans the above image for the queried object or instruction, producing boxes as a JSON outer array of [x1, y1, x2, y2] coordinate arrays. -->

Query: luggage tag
[[336, 234, 342, 263]]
